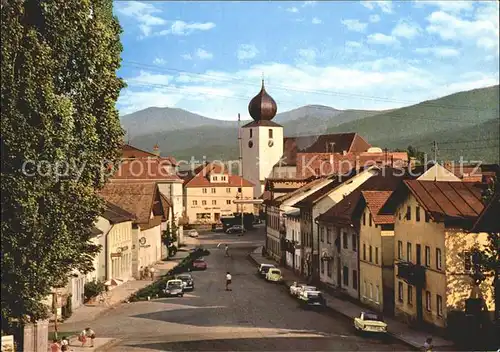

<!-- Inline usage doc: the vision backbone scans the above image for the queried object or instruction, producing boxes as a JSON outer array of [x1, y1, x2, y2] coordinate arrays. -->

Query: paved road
[[94, 229, 410, 351]]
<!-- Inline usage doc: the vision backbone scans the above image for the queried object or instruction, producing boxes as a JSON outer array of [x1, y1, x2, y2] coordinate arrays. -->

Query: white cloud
[[413, 0, 474, 13], [392, 20, 421, 39], [158, 20, 216, 36], [116, 1, 166, 37], [181, 53, 192, 60], [237, 44, 259, 60], [426, 5, 499, 54], [312, 17, 322, 24], [196, 48, 213, 60], [287, 7, 299, 13], [415, 47, 460, 58], [345, 41, 362, 49], [303, 1, 316, 6], [127, 70, 174, 86], [369, 14, 381, 23], [361, 1, 393, 14], [341, 19, 368, 32], [297, 48, 317, 63], [153, 57, 166, 65], [367, 33, 400, 46]]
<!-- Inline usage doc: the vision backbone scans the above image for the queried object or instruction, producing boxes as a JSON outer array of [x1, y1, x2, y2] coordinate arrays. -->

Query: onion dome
[[248, 79, 277, 121]]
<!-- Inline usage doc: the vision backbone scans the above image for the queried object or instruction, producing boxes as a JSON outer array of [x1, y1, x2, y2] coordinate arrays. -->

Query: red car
[[192, 258, 207, 270]]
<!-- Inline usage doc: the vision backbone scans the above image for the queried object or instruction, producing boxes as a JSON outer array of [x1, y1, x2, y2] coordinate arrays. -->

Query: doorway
[[214, 213, 220, 222]]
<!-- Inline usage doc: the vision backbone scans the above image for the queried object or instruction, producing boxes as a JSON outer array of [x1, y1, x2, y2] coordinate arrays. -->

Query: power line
[[438, 145, 499, 151], [413, 138, 499, 148], [122, 60, 499, 113]]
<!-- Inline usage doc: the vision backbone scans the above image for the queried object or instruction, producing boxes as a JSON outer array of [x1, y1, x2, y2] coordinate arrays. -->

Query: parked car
[[226, 225, 245, 234], [164, 279, 184, 297], [298, 290, 327, 309], [265, 268, 283, 283], [354, 312, 388, 334], [257, 263, 275, 277], [176, 273, 194, 291], [191, 258, 207, 270], [188, 230, 199, 238], [289, 282, 317, 297]]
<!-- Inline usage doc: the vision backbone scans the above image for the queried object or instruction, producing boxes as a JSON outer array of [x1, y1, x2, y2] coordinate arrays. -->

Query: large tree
[[1, 0, 124, 328]]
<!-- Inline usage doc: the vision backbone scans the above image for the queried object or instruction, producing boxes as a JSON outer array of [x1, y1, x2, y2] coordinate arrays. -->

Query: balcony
[[397, 261, 426, 287]]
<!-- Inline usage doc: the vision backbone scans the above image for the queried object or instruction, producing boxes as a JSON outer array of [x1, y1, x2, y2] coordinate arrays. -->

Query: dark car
[[226, 225, 246, 234], [176, 273, 194, 291], [298, 291, 327, 310]]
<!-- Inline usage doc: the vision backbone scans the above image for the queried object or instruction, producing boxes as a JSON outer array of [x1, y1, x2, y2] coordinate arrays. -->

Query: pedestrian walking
[[78, 327, 96, 347], [225, 271, 232, 291], [139, 266, 144, 280], [150, 266, 156, 281], [423, 337, 433, 351], [224, 244, 230, 257], [144, 266, 150, 280], [60, 336, 70, 351], [50, 339, 61, 352]]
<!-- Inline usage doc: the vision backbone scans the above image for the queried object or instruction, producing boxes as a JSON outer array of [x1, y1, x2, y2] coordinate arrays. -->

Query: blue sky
[[115, 0, 499, 120]]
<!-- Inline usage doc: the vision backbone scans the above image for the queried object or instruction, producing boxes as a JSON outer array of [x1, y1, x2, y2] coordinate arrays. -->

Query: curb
[[248, 253, 421, 350]]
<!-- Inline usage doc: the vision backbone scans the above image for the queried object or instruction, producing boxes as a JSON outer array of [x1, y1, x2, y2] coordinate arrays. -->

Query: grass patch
[[48, 331, 78, 341], [129, 247, 210, 302]]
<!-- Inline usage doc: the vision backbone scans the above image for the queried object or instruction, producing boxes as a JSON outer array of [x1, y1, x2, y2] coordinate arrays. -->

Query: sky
[[114, 0, 499, 120]]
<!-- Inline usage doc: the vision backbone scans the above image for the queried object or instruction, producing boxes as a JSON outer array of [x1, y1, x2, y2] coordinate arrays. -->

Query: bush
[[84, 280, 105, 302], [128, 247, 210, 302]]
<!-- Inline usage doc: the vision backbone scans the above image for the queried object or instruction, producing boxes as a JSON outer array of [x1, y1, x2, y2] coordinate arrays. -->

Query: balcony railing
[[396, 261, 426, 287]]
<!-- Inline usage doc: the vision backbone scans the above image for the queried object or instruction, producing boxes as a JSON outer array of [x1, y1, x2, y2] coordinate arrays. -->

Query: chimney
[[152, 144, 160, 157]]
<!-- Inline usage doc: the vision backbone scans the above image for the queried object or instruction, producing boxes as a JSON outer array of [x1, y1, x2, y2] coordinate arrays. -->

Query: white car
[[354, 312, 388, 333], [188, 230, 199, 238], [257, 263, 275, 277], [290, 283, 317, 297]]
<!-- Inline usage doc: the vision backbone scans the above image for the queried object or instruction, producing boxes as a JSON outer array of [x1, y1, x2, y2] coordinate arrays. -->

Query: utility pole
[[432, 141, 439, 163], [53, 292, 58, 340], [238, 113, 244, 231]]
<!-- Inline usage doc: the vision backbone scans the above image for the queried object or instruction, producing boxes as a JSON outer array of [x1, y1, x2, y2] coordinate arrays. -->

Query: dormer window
[[250, 129, 253, 138], [213, 176, 218, 181]]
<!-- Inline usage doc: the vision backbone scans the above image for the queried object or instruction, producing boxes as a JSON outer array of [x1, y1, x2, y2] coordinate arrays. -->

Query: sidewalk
[[248, 247, 456, 351]]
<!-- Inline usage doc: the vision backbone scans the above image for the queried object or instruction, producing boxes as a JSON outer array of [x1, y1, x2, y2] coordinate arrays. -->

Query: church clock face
[[268, 140, 274, 147], [248, 140, 253, 148]]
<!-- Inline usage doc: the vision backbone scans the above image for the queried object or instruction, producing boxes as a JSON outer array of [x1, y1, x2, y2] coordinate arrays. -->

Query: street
[[74, 228, 410, 351]]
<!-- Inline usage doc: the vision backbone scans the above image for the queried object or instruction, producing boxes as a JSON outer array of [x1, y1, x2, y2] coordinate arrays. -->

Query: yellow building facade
[[389, 184, 494, 329]]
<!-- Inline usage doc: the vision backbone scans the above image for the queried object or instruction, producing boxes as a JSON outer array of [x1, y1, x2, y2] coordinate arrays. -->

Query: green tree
[[407, 145, 426, 164], [162, 220, 179, 257], [1, 0, 124, 329]]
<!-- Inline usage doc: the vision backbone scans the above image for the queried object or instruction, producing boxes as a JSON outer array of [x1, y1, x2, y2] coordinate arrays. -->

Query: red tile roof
[[268, 176, 332, 206], [110, 158, 181, 181], [361, 191, 394, 224], [282, 133, 371, 166], [102, 201, 136, 224], [99, 182, 166, 224], [184, 162, 253, 188], [121, 144, 177, 166]]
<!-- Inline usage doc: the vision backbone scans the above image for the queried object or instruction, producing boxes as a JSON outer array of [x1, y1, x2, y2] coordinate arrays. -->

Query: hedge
[[128, 247, 210, 302]]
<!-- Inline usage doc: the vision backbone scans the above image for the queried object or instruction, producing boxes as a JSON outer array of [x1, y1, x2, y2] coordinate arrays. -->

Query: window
[[196, 213, 211, 220], [202, 188, 207, 194], [226, 200, 231, 205], [407, 242, 412, 262], [211, 188, 216, 193], [343, 232, 348, 249], [363, 212, 366, 226], [213, 176, 218, 181], [212, 200, 216, 205], [436, 248, 442, 270], [343, 266, 349, 286], [375, 285, 380, 303], [416, 206, 421, 222], [352, 270, 358, 290], [369, 213, 373, 227], [326, 228, 331, 243], [192, 200, 198, 205], [425, 211, 430, 222], [398, 282, 404, 302], [221, 176, 226, 181], [327, 261, 332, 277], [352, 234, 357, 252], [321, 260, 324, 274], [398, 241, 403, 259], [408, 285, 413, 305], [363, 243, 367, 260], [369, 245, 373, 262], [375, 247, 379, 264], [320, 227, 324, 242], [250, 129, 253, 138], [226, 188, 231, 193], [437, 295, 443, 317], [268, 129, 273, 138], [425, 291, 431, 311], [369, 283, 373, 299], [202, 200, 207, 205], [406, 206, 411, 220], [425, 246, 431, 267]]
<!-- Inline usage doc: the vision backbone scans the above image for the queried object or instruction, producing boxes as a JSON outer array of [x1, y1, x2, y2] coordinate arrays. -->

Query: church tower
[[241, 80, 283, 198]]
